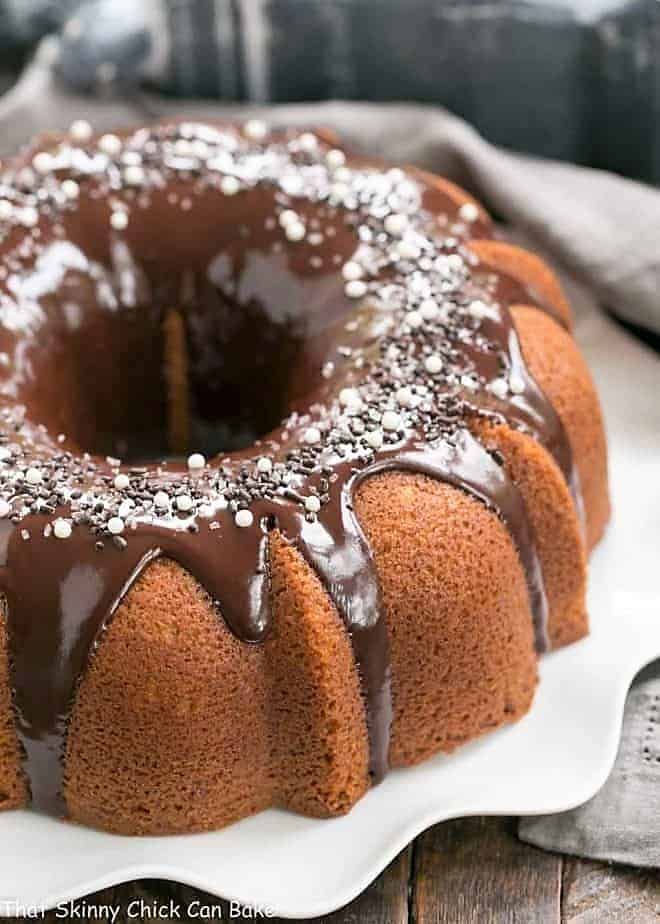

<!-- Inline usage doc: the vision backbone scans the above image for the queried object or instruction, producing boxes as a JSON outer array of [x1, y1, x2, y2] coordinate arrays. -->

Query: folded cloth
[[519, 663, 660, 867], [0, 39, 659, 868]]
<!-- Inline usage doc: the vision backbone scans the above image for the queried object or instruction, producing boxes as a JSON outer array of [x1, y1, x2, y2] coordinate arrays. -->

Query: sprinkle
[[341, 261, 364, 281], [459, 202, 479, 223], [61, 179, 80, 200], [107, 516, 125, 535], [381, 410, 401, 431], [198, 504, 214, 518], [278, 209, 299, 227], [69, 119, 93, 142], [53, 519, 72, 539], [0, 499, 11, 517], [118, 499, 134, 519], [114, 473, 130, 490], [326, 149, 346, 169], [406, 310, 423, 329], [468, 300, 492, 321], [220, 175, 241, 196], [285, 220, 306, 242], [490, 378, 509, 400], [123, 165, 145, 186], [424, 354, 444, 375], [25, 466, 42, 485], [176, 494, 193, 512], [339, 387, 361, 408], [257, 457, 273, 474], [396, 386, 414, 407], [345, 280, 367, 299], [20, 207, 39, 228], [154, 490, 170, 509], [419, 298, 439, 320], [397, 240, 421, 261], [98, 133, 122, 156], [509, 373, 526, 395], [305, 495, 321, 513], [384, 213, 408, 236], [366, 429, 383, 449], [303, 426, 321, 445], [110, 210, 128, 230], [32, 152, 54, 175], [187, 452, 206, 471], [235, 509, 254, 528], [0, 200, 13, 220], [244, 119, 268, 141], [297, 132, 318, 153]]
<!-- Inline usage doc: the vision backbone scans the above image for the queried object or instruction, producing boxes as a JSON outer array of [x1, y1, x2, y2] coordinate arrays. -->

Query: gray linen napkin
[[1, 38, 659, 867]]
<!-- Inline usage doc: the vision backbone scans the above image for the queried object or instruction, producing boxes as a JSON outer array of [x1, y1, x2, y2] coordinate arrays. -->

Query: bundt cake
[[0, 119, 609, 834]]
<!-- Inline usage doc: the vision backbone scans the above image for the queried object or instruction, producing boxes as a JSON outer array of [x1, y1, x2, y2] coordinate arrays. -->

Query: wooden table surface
[[9, 817, 659, 922]]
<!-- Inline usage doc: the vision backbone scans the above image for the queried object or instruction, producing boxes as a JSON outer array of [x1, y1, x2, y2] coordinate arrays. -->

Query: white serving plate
[[0, 300, 659, 919]]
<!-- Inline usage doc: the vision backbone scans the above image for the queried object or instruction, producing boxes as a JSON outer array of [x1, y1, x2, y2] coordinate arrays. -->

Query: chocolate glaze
[[0, 120, 582, 819]]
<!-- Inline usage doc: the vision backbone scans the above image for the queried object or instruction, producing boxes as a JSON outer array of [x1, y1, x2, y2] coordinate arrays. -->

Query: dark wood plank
[[411, 817, 562, 924], [3, 847, 411, 923], [561, 856, 660, 923]]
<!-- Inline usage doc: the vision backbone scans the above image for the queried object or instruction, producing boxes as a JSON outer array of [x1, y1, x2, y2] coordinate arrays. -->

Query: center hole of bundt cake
[[71, 297, 303, 463]]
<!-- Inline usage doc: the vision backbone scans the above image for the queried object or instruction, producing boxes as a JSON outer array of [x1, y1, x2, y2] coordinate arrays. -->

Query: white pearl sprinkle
[[198, 504, 214, 518], [114, 473, 130, 490], [235, 509, 254, 528], [303, 426, 321, 444], [509, 373, 526, 395], [257, 456, 272, 474], [469, 300, 491, 321], [118, 499, 134, 519], [396, 386, 414, 407], [32, 152, 54, 174], [297, 132, 318, 152], [459, 202, 479, 223], [0, 499, 11, 518], [220, 175, 241, 196], [154, 490, 170, 509], [61, 179, 79, 200], [176, 494, 193, 512], [216, 494, 228, 510], [244, 119, 268, 141], [424, 354, 444, 375], [98, 133, 122, 156], [53, 519, 72, 539], [69, 119, 93, 142], [345, 279, 368, 299], [381, 410, 401, 431], [366, 429, 383, 449], [187, 452, 206, 470], [123, 165, 145, 186], [20, 207, 39, 228], [460, 374, 478, 391], [330, 181, 349, 201], [397, 240, 421, 261], [406, 310, 423, 328], [0, 199, 13, 220], [305, 495, 321, 513], [107, 516, 125, 535], [326, 148, 346, 169], [384, 213, 408, 236], [490, 378, 509, 400], [279, 209, 299, 227], [25, 467, 42, 485], [110, 210, 128, 230], [285, 220, 306, 242], [341, 260, 364, 281], [419, 298, 439, 320], [339, 387, 361, 407]]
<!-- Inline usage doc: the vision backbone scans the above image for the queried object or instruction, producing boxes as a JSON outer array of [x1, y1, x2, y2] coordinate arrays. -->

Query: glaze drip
[[0, 120, 581, 816]]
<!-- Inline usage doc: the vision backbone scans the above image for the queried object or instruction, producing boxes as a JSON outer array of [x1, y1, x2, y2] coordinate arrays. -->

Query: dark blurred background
[[1, 0, 659, 184]]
